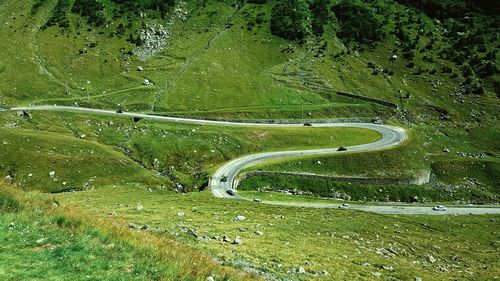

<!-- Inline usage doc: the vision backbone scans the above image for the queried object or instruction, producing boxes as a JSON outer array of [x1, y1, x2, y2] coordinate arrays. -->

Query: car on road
[[220, 176, 228, 182], [253, 198, 262, 203], [339, 203, 350, 209], [116, 109, 123, 113], [337, 146, 347, 151], [303, 122, 313, 127], [432, 205, 447, 211], [226, 189, 235, 196]]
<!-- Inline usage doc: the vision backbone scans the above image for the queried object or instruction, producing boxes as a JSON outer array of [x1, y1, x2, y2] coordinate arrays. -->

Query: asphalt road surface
[[4, 106, 499, 215]]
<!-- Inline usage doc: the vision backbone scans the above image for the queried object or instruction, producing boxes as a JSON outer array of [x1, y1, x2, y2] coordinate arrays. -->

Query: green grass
[[0, 110, 380, 191], [56, 185, 500, 281], [238, 173, 498, 203], [241, 132, 425, 179], [4, 0, 497, 124], [236, 126, 499, 203], [0, 183, 256, 281], [0, 126, 165, 192]]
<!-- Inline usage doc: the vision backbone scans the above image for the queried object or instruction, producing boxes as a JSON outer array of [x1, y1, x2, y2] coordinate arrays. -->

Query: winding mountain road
[[3, 105, 499, 215]]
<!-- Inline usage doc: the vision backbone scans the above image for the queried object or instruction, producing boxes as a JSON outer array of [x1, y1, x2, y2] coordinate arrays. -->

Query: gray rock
[[235, 215, 246, 221], [428, 255, 436, 263], [232, 236, 242, 244], [136, 203, 144, 211], [372, 272, 382, 278], [223, 235, 231, 242], [206, 276, 215, 281], [177, 212, 185, 217], [137, 66, 144, 71], [181, 226, 198, 238], [36, 238, 47, 244], [255, 231, 264, 236], [382, 265, 393, 271], [297, 267, 306, 274]]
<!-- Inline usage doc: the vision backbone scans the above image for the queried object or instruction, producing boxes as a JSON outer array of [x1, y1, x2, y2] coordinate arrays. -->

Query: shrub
[[332, 1, 385, 46], [270, 0, 311, 41], [72, 0, 106, 26], [310, 0, 330, 36]]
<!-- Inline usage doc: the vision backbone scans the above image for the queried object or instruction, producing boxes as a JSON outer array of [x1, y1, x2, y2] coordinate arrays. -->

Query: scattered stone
[[235, 215, 246, 221], [137, 66, 144, 71], [428, 255, 436, 263], [36, 238, 47, 245], [51, 202, 59, 209], [128, 223, 139, 229], [415, 277, 422, 281], [391, 54, 398, 60], [181, 226, 198, 238], [223, 235, 231, 242], [136, 203, 144, 211], [49, 171, 56, 178], [443, 148, 450, 153], [255, 231, 264, 236], [232, 236, 241, 244], [177, 212, 185, 217], [143, 79, 151, 86], [297, 267, 306, 274], [382, 265, 394, 271], [206, 276, 215, 281], [372, 272, 382, 278]]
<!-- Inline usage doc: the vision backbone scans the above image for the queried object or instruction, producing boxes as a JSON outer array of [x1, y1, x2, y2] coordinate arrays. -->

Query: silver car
[[432, 205, 447, 211]]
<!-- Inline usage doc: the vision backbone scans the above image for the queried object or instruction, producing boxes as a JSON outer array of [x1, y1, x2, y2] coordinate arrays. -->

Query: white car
[[339, 203, 350, 209], [432, 205, 447, 211]]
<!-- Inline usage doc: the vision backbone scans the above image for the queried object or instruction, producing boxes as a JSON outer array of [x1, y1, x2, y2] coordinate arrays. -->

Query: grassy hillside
[[0, 181, 257, 280], [238, 127, 500, 203], [0, 0, 499, 279], [0, 110, 380, 192], [56, 185, 500, 281], [0, 0, 496, 121]]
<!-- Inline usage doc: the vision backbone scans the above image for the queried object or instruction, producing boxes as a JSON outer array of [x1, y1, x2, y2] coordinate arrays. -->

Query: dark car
[[226, 189, 235, 196], [220, 176, 228, 182], [337, 146, 347, 151], [116, 109, 123, 113], [303, 122, 313, 127]]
